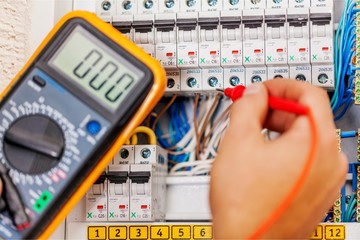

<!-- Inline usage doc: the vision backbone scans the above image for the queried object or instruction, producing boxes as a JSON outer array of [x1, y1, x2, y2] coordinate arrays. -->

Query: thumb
[[228, 83, 269, 140]]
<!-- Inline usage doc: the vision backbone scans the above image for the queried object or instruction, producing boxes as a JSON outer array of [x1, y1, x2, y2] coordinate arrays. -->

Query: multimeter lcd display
[[49, 25, 144, 110]]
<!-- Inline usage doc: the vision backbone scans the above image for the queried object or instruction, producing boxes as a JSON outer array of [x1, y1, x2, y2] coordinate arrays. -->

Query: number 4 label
[[150, 226, 170, 239]]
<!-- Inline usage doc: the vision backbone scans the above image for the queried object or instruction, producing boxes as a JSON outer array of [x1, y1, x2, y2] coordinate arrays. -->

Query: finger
[[264, 110, 296, 133], [263, 79, 335, 134], [228, 83, 268, 142]]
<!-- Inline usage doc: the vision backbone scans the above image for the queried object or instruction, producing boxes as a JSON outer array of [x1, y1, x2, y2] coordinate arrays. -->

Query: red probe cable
[[222, 85, 318, 239]]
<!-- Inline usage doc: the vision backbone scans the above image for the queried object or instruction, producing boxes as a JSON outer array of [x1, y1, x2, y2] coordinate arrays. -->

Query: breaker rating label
[[87, 224, 345, 240], [87, 224, 212, 240]]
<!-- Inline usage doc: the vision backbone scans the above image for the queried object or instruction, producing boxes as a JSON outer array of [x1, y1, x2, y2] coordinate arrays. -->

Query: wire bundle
[[150, 94, 231, 176], [332, 0, 358, 120]]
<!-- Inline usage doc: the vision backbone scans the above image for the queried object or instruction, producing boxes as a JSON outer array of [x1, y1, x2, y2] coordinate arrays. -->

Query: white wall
[[0, 0, 32, 90]]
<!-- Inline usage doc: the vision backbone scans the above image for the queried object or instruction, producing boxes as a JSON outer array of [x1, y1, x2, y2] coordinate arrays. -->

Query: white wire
[[169, 158, 214, 174]]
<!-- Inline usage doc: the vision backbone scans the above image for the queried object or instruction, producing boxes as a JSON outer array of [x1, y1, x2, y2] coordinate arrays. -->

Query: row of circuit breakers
[[97, 8, 334, 91], [86, 145, 168, 222]]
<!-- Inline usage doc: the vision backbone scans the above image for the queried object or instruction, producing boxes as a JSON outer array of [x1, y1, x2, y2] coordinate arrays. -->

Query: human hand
[[210, 79, 348, 239]]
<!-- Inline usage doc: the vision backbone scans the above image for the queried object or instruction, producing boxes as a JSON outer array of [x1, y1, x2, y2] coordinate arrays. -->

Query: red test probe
[[221, 85, 309, 115]]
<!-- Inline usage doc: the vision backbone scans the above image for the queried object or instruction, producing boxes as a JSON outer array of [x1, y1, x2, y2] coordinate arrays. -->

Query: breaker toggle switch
[[310, 10, 333, 64], [265, 10, 287, 65], [220, 14, 242, 67], [112, 17, 133, 40], [86, 174, 107, 221], [108, 172, 128, 195], [198, 13, 220, 68], [132, 18, 155, 57], [287, 10, 310, 65], [177, 14, 199, 68], [242, 10, 264, 66], [155, 14, 177, 68]]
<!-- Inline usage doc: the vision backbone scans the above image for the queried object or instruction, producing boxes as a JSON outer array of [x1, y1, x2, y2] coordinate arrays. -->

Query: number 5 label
[[172, 225, 191, 239]]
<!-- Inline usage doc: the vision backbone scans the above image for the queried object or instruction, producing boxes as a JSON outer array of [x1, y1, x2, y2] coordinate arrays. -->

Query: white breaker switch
[[159, 0, 180, 13], [179, 0, 201, 12], [138, 0, 158, 14], [177, 13, 199, 69], [132, 15, 155, 57], [180, 69, 202, 91], [242, 10, 265, 67], [223, 0, 243, 11], [223, 67, 246, 88], [107, 165, 131, 221], [86, 174, 108, 222], [96, 0, 115, 20], [311, 0, 333, 8], [244, 0, 266, 10], [129, 165, 154, 221], [155, 13, 177, 69], [220, 12, 242, 67], [134, 145, 167, 165], [202, 0, 222, 12], [289, 65, 312, 83], [245, 67, 267, 86], [311, 64, 334, 89], [287, 9, 310, 65], [165, 70, 181, 92], [116, 0, 137, 15], [199, 12, 221, 69], [310, 9, 333, 64], [202, 68, 224, 91], [267, 65, 289, 79], [112, 15, 133, 40], [288, 0, 310, 9], [267, 0, 288, 9], [265, 9, 287, 66]]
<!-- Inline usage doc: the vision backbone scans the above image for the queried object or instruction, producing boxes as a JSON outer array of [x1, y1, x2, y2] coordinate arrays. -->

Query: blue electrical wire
[[340, 131, 358, 138]]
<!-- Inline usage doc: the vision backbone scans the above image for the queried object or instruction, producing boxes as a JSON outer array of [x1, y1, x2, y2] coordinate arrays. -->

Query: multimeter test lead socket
[[217, 85, 309, 115]]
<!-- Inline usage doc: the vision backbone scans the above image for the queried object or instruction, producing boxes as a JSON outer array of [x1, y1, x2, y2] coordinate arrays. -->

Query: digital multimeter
[[0, 11, 165, 239]]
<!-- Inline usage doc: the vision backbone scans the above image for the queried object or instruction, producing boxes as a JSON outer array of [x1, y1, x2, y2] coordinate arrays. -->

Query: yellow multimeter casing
[[0, 11, 166, 239]]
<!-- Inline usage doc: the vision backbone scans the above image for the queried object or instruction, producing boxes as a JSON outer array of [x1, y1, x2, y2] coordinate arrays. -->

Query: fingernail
[[243, 83, 262, 96]]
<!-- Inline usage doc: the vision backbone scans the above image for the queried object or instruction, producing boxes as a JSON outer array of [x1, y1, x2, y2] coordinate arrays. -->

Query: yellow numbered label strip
[[86, 224, 346, 240], [88, 226, 107, 240], [108, 226, 127, 240]]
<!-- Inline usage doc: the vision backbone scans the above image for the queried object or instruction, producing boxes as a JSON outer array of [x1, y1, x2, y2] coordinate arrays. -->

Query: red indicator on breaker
[[166, 52, 173, 57], [141, 205, 148, 209], [232, 50, 239, 55], [119, 205, 126, 209], [322, 47, 329, 51], [210, 51, 217, 55], [276, 48, 283, 53], [188, 51, 195, 56], [299, 48, 306, 52], [254, 49, 261, 53], [97, 205, 104, 210]]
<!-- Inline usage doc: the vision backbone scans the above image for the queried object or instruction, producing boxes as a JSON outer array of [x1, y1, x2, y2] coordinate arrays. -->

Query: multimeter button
[[3, 115, 64, 174], [32, 75, 46, 87], [86, 120, 101, 135]]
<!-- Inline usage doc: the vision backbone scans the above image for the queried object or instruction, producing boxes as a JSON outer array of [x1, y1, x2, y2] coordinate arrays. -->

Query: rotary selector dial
[[4, 115, 65, 174]]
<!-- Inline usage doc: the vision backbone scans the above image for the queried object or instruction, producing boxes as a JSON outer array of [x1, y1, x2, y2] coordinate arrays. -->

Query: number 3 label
[[129, 226, 148, 239]]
